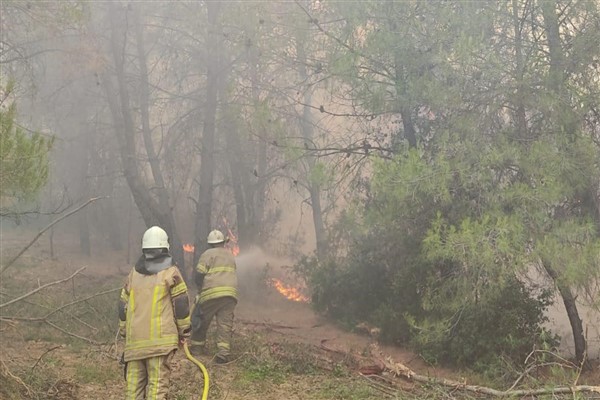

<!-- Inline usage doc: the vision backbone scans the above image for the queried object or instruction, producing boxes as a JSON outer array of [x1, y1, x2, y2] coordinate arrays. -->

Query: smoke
[[526, 266, 600, 360], [235, 245, 300, 304]]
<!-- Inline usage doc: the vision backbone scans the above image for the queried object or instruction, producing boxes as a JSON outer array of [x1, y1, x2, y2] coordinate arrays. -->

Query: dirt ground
[[1, 232, 599, 399]]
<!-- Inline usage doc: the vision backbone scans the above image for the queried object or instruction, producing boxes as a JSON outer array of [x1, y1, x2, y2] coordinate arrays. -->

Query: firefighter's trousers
[[191, 296, 236, 358], [126, 351, 174, 400]]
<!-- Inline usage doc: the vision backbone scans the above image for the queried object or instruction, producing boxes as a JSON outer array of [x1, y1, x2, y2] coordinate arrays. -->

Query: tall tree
[[103, 2, 184, 267], [301, 0, 600, 370], [193, 0, 223, 261]]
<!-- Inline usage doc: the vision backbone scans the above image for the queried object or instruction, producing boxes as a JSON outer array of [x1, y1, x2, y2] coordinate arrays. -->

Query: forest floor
[[1, 233, 599, 399]]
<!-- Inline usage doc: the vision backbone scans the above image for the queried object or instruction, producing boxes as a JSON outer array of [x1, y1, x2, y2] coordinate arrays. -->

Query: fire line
[[270, 278, 309, 302]]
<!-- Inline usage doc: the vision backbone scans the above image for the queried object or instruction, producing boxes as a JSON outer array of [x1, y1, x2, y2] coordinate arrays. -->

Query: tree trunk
[[193, 0, 222, 264], [104, 3, 183, 267], [132, 4, 184, 268], [543, 261, 588, 368], [540, 1, 588, 369], [227, 44, 267, 249], [78, 212, 91, 257], [539, 0, 564, 91], [297, 39, 327, 260], [511, 0, 528, 141]]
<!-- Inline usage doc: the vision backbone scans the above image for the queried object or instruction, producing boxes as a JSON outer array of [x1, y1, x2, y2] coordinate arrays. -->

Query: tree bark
[[543, 261, 588, 368], [193, 0, 222, 264], [104, 3, 183, 267], [132, 4, 184, 268], [540, 0, 588, 369], [297, 38, 327, 260]]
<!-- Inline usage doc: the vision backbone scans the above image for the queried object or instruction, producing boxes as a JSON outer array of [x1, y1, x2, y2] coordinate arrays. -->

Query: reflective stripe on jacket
[[196, 247, 238, 304], [119, 265, 190, 362]]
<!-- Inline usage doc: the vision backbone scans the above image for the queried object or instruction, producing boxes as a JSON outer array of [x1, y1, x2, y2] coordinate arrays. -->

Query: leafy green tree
[[302, 0, 600, 372], [0, 84, 53, 216]]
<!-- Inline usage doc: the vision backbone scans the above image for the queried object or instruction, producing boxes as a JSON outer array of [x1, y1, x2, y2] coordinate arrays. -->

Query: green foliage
[[410, 277, 559, 372], [314, 379, 379, 400], [239, 360, 288, 384], [0, 88, 53, 214]]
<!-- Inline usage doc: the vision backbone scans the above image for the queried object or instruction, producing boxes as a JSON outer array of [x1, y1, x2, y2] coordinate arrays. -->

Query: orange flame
[[270, 278, 309, 302], [183, 244, 195, 253], [222, 217, 240, 256]]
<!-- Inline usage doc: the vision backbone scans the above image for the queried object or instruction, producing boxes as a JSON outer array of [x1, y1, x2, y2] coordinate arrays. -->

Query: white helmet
[[142, 226, 170, 250], [207, 229, 225, 244]]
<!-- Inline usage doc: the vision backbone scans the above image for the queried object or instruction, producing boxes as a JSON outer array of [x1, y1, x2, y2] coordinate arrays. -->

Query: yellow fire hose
[[183, 342, 210, 400]]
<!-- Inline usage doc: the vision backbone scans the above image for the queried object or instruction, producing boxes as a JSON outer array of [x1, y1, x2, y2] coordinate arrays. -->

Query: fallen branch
[[31, 345, 63, 372], [0, 267, 86, 309], [0, 282, 117, 346], [45, 320, 102, 345], [0, 358, 32, 397], [377, 351, 600, 397], [359, 373, 397, 397], [1, 287, 119, 321], [0, 197, 104, 274]]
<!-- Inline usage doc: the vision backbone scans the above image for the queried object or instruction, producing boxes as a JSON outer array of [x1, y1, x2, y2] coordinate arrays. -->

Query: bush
[[410, 277, 559, 372], [298, 243, 557, 376]]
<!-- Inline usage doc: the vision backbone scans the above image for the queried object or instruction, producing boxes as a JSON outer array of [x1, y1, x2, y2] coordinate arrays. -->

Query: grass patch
[[74, 360, 120, 384], [312, 378, 380, 399], [239, 360, 288, 384]]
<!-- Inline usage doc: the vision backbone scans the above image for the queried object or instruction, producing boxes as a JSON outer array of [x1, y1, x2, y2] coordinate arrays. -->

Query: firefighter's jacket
[[119, 255, 191, 362], [195, 247, 238, 304]]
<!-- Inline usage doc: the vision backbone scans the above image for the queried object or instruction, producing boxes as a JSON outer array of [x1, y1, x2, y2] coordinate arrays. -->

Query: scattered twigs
[[0, 267, 87, 309], [0, 197, 104, 274], [45, 320, 102, 345], [376, 350, 600, 397], [42, 287, 119, 320], [359, 373, 398, 397], [0, 358, 32, 397], [507, 349, 579, 392], [0, 269, 117, 345], [319, 338, 349, 356], [31, 345, 63, 372]]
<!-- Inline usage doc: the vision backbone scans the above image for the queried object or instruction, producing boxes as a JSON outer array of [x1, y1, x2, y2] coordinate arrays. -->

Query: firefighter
[[190, 229, 238, 364], [118, 226, 191, 400]]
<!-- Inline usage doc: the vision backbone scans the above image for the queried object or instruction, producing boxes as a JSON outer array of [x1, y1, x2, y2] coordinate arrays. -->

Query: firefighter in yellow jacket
[[118, 226, 191, 400], [190, 229, 238, 363]]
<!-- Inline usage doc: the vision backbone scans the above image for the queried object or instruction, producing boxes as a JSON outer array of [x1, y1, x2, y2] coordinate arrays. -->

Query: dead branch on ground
[[1, 287, 120, 320], [1, 281, 118, 346], [0, 358, 32, 397], [0, 267, 86, 309], [45, 320, 102, 345], [359, 373, 398, 397], [31, 345, 63, 372], [368, 346, 600, 398], [0, 197, 104, 274]]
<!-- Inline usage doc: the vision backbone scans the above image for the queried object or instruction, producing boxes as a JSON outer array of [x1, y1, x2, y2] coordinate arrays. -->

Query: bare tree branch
[[45, 320, 102, 345], [1, 287, 121, 323], [373, 349, 600, 397], [31, 345, 63, 372], [0, 197, 104, 274], [0, 267, 86, 309]]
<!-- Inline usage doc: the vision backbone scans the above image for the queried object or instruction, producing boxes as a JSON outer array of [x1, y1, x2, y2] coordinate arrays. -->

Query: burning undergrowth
[[235, 246, 310, 305]]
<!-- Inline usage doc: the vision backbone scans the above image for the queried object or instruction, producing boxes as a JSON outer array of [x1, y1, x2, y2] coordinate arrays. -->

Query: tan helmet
[[207, 229, 225, 244], [142, 226, 170, 250]]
